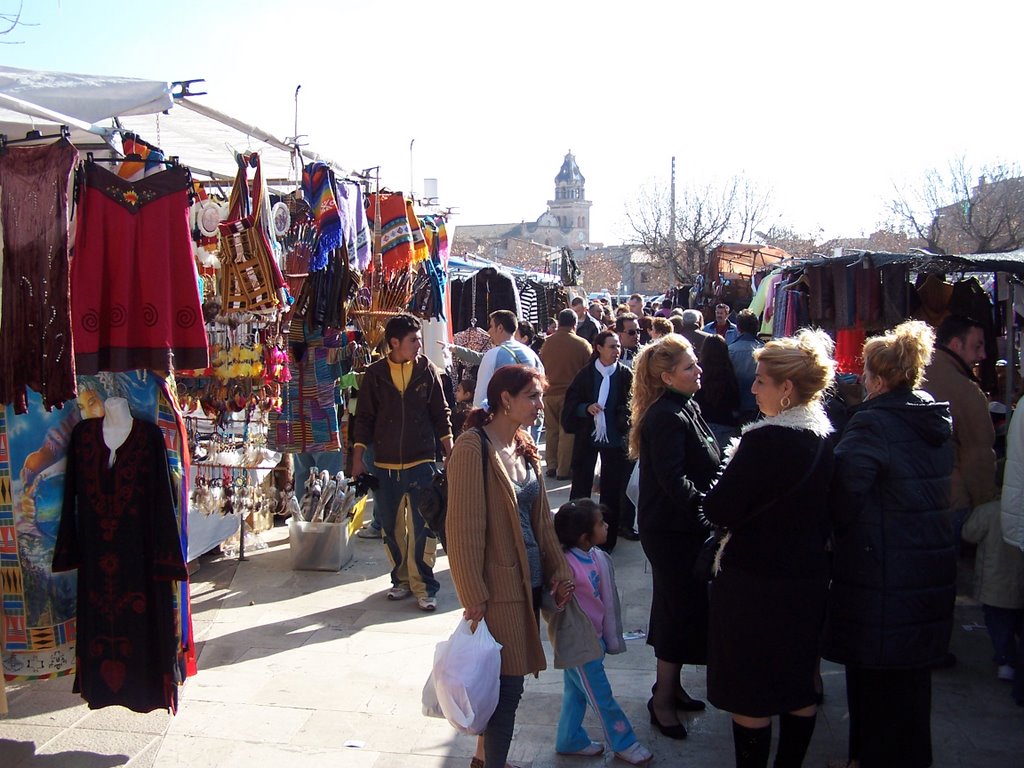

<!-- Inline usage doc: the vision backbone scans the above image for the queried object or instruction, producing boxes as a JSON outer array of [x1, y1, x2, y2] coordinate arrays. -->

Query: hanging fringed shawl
[[412, 215, 448, 319], [219, 154, 286, 314], [366, 191, 417, 276], [406, 197, 429, 267], [337, 180, 371, 271], [302, 162, 342, 272]]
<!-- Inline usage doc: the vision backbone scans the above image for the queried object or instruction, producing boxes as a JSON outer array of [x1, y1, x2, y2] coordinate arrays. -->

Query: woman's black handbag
[[417, 429, 489, 548], [693, 528, 726, 582]]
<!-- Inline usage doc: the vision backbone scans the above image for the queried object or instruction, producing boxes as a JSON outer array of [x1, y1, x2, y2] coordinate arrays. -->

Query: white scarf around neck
[[592, 360, 616, 443]]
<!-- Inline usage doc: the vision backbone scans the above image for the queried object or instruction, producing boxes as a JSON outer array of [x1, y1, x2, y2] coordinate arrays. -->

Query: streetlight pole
[[669, 156, 677, 283], [409, 138, 415, 199]]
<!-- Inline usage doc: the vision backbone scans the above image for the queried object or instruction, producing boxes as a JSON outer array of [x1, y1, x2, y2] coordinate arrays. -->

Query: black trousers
[[846, 665, 932, 768], [568, 440, 627, 551]]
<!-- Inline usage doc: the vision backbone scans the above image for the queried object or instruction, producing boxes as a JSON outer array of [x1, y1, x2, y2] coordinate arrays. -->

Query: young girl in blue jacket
[[552, 499, 653, 765]]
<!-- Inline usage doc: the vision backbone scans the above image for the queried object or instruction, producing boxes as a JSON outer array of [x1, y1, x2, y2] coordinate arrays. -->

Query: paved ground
[[2, 475, 1022, 768]]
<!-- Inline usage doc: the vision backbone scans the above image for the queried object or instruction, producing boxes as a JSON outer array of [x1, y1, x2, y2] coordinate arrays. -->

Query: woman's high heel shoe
[[647, 697, 688, 740], [650, 683, 706, 712]]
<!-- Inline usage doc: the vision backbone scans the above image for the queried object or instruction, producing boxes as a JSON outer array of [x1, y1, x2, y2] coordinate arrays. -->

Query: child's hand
[[551, 578, 575, 609]]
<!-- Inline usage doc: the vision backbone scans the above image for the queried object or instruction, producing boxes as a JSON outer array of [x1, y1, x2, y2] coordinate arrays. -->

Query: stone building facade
[[452, 151, 594, 266]]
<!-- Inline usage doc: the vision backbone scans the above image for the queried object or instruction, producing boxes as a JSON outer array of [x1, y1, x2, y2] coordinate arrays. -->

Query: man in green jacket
[[351, 314, 453, 611]]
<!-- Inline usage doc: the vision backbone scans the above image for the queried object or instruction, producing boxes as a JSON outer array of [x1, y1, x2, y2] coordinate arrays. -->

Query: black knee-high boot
[[773, 712, 817, 768], [732, 721, 771, 768]]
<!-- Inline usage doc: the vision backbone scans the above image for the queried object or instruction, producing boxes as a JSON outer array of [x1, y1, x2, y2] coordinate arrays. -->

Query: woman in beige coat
[[447, 364, 574, 768]]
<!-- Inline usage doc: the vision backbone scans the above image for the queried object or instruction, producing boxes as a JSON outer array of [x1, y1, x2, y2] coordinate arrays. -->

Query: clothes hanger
[[0, 125, 71, 152], [86, 151, 180, 168]]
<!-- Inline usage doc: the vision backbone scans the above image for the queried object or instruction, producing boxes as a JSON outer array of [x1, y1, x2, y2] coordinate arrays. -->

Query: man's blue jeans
[[371, 460, 439, 598]]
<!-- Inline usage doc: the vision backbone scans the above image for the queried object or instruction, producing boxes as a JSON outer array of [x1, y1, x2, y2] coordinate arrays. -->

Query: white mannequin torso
[[102, 397, 133, 467]]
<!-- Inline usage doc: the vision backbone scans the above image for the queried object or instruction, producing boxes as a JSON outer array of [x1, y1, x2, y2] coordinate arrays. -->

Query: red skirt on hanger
[[71, 161, 208, 374]]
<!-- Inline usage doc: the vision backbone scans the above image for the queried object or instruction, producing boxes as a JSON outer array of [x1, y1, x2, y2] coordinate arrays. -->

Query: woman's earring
[[781, 395, 792, 410]]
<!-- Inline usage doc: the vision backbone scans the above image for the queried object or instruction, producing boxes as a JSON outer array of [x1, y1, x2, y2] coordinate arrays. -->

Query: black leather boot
[[773, 712, 817, 767], [732, 721, 771, 768]]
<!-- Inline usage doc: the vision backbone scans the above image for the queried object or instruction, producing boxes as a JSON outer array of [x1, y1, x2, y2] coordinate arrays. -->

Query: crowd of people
[[351, 295, 1023, 768]]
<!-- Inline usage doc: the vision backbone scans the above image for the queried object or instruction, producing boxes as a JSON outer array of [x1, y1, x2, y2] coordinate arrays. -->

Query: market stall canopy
[[0, 64, 174, 145], [769, 248, 1024, 278], [0, 65, 350, 184], [708, 242, 791, 278]]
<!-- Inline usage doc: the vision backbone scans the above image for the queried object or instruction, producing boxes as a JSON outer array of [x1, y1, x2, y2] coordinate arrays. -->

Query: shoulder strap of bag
[[500, 341, 529, 366]]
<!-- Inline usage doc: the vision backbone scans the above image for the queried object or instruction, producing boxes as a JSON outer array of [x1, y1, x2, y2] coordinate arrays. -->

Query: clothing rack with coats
[[752, 253, 1002, 392]]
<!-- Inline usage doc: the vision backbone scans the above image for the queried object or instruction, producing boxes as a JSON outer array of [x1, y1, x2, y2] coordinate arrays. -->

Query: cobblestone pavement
[[2, 475, 1022, 767]]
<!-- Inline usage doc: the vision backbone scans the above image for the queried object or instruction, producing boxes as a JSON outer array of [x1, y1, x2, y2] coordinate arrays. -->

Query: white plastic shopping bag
[[421, 670, 445, 719], [431, 618, 503, 734], [626, 461, 640, 509]]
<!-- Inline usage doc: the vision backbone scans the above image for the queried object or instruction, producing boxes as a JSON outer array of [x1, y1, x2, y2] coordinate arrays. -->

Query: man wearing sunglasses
[[614, 312, 641, 368]]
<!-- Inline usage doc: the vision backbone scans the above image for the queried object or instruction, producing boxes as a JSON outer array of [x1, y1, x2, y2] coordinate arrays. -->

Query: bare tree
[[625, 174, 775, 282], [733, 177, 775, 244], [0, 2, 27, 42], [891, 157, 1024, 254]]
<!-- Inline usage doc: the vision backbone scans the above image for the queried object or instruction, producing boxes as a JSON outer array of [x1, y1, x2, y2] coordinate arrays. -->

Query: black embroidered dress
[[53, 417, 188, 713]]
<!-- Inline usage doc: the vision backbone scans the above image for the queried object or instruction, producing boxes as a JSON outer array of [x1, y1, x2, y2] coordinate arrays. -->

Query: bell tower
[[547, 150, 592, 245]]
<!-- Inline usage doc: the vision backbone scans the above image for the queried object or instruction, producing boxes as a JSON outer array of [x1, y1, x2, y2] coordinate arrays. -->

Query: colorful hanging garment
[[268, 321, 342, 454], [117, 133, 167, 181], [71, 160, 208, 374], [406, 198, 429, 266], [365, 191, 417, 276], [834, 324, 867, 375], [337, 180, 371, 271], [302, 162, 342, 272], [0, 140, 79, 414]]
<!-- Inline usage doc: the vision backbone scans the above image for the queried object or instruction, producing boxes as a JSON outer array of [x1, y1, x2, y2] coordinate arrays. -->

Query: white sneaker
[[417, 596, 437, 612], [558, 741, 604, 757], [386, 585, 411, 600], [615, 742, 653, 765], [998, 664, 1015, 681]]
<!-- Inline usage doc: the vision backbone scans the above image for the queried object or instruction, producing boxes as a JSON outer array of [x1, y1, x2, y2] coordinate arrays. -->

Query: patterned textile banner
[[2, 372, 189, 682]]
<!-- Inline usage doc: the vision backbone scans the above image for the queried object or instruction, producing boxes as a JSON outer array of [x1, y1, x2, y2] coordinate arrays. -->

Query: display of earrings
[[190, 466, 277, 519], [177, 323, 290, 420]]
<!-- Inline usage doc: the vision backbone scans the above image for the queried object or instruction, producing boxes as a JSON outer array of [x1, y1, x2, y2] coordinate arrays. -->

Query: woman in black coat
[[702, 329, 837, 768], [824, 321, 955, 768], [630, 333, 721, 740], [562, 330, 633, 552], [695, 333, 741, 446]]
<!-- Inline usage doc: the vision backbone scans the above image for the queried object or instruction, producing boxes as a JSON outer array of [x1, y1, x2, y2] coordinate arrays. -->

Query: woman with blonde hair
[[631, 334, 721, 739], [702, 329, 837, 767], [824, 321, 954, 768]]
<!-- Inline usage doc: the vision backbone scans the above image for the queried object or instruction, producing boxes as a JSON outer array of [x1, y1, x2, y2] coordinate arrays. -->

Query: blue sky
[[4, 0, 1021, 245]]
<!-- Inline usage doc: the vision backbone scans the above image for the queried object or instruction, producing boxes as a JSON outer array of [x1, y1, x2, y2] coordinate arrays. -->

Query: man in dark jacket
[[680, 309, 712, 357], [351, 314, 453, 612], [572, 297, 601, 344], [539, 309, 592, 479]]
